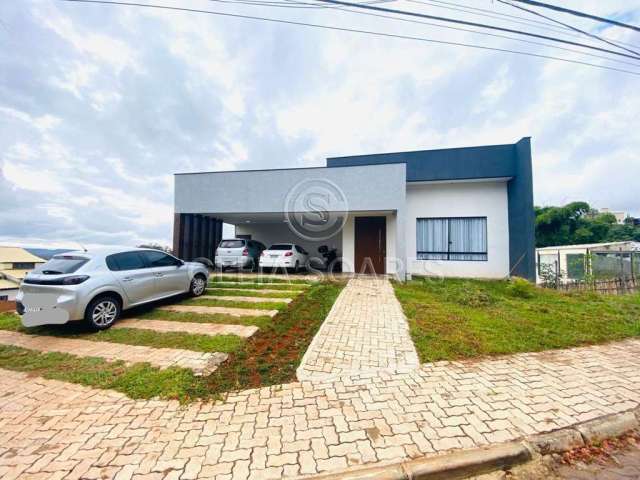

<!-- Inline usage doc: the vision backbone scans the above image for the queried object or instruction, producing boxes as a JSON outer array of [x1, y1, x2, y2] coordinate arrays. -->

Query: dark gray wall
[[327, 138, 536, 280]]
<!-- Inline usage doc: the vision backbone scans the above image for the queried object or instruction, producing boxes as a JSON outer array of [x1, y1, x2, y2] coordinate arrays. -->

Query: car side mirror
[[177, 259, 185, 267]]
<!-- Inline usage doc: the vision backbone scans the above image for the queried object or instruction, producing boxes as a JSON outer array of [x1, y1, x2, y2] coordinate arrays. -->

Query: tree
[[534, 202, 639, 247]]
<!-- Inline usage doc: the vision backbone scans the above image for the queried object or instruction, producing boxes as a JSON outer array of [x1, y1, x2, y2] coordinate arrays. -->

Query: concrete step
[[0, 330, 227, 376], [200, 295, 292, 304], [159, 305, 278, 318], [115, 318, 258, 338]]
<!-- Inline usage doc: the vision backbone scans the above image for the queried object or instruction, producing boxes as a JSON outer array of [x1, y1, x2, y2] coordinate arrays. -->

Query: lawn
[[394, 277, 640, 363], [0, 280, 344, 402]]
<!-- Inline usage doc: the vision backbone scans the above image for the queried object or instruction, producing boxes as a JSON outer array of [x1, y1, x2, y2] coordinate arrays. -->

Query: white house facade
[[173, 138, 535, 281]]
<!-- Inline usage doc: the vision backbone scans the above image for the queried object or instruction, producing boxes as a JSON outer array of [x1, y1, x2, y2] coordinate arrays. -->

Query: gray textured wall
[[175, 164, 406, 214]]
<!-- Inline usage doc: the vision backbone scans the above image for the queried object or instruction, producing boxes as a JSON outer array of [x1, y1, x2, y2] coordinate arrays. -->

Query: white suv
[[16, 247, 209, 330]]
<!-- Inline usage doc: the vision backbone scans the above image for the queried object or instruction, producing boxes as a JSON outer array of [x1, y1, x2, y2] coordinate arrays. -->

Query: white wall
[[406, 182, 510, 278]]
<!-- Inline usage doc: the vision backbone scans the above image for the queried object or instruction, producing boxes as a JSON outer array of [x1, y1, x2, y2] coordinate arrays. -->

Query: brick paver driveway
[[2, 277, 640, 479]]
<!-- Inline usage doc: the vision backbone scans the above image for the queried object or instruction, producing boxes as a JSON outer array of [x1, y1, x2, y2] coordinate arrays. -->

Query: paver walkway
[[2, 340, 640, 479], [201, 295, 292, 304], [0, 330, 227, 376], [114, 319, 258, 338], [160, 305, 278, 318], [297, 277, 420, 380]]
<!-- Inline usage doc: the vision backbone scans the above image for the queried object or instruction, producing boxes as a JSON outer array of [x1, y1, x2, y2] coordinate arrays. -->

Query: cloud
[[0, 0, 639, 252]]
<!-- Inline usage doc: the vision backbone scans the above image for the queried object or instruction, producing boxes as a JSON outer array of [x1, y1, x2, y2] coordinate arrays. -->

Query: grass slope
[[394, 278, 640, 363]]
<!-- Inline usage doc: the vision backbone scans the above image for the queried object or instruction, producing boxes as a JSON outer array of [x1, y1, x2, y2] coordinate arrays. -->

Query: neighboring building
[[536, 241, 640, 283], [599, 208, 628, 224], [173, 138, 535, 280], [0, 247, 46, 300]]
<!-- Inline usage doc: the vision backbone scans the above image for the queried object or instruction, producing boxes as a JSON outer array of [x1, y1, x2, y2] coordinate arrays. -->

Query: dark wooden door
[[355, 217, 386, 274]]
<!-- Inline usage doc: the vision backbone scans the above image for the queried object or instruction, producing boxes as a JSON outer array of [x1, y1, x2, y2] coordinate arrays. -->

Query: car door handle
[[122, 277, 134, 282], [155, 273, 164, 277]]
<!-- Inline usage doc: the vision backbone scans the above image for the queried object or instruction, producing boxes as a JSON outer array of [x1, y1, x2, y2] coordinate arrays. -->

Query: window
[[416, 217, 487, 261], [141, 250, 179, 267], [32, 256, 88, 275], [219, 240, 245, 248], [269, 244, 292, 250], [0, 295, 8, 301], [106, 252, 146, 271]]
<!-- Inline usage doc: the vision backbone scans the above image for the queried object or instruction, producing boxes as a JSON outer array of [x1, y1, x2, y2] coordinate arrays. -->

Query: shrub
[[506, 277, 536, 299], [456, 289, 494, 307]]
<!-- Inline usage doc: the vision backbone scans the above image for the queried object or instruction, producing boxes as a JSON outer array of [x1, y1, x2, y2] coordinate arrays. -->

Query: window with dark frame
[[416, 217, 488, 261]]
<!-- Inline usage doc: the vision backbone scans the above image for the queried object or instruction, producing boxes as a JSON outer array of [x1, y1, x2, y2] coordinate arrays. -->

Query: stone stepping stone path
[[114, 318, 258, 338], [0, 330, 227, 376], [209, 286, 304, 295], [210, 281, 310, 288], [160, 304, 278, 317], [200, 294, 292, 304]]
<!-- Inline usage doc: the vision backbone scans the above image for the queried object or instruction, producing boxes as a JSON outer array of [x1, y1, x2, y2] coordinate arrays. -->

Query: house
[[536, 241, 640, 283], [599, 208, 628, 224], [173, 138, 535, 281], [0, 247, 45, 300]]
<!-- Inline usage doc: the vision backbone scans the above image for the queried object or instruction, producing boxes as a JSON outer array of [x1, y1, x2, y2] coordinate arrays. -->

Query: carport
[[173, 164, 406, 277]]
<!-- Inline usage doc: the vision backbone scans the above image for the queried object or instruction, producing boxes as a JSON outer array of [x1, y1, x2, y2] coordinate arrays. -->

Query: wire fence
[[538, 249, 640, 295]]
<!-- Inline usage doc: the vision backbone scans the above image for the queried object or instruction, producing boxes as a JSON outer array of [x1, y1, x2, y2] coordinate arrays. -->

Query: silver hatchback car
[[16, 247, 209, 330]]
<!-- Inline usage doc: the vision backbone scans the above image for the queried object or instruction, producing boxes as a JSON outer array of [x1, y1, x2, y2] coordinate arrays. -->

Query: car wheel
[[190, 274, 207, 296], [85, 295, 121, 330]]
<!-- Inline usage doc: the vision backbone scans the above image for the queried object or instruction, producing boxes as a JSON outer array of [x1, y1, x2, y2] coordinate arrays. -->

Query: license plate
[[270, 254, 279, 258]]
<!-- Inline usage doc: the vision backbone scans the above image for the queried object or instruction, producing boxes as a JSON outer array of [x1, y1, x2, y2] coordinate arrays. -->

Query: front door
[[355, 216, 386, 274]]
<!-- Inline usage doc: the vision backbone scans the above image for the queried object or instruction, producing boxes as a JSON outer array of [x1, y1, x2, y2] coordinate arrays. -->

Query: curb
[[302, 406, 640, 480]]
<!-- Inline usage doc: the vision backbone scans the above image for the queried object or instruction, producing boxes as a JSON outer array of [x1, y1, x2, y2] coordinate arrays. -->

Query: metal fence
[[538, 250, 640, 294]]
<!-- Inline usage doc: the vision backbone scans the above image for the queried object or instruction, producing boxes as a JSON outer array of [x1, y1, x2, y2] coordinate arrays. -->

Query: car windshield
[[32, 256, 88, 275], [268, 244, 292, 250], [219, 240, 245, 248]]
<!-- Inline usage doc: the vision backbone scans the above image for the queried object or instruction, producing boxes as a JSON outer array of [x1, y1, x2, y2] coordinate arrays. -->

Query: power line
[[506, 0, 640, 34], [418, 0, 640, 48], [58, 0, 640, 76], [497, 0, 640, 59], [406, 0, 576, 37], [289, 0, 640, 68], [311, 0, 640, 60]]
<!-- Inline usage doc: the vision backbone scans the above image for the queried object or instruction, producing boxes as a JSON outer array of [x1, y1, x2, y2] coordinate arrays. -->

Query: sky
[[0, 0, 639, 249]]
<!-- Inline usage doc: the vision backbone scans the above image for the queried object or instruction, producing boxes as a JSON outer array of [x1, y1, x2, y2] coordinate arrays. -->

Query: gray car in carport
[[16, 247, 209, 330]]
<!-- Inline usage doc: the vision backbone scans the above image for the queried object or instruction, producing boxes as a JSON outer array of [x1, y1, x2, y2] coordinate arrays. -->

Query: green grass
[[0, 345, 207, 401], [394, 278, 640, 363], [209, 276, 313, 285], [0, 282, 345, 401], [180, 297, 288, 311], [206, 288, 298, 299], [134, 309, 274, 329], [0, 314, 243, 353], [208, 282, 307, 291]]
